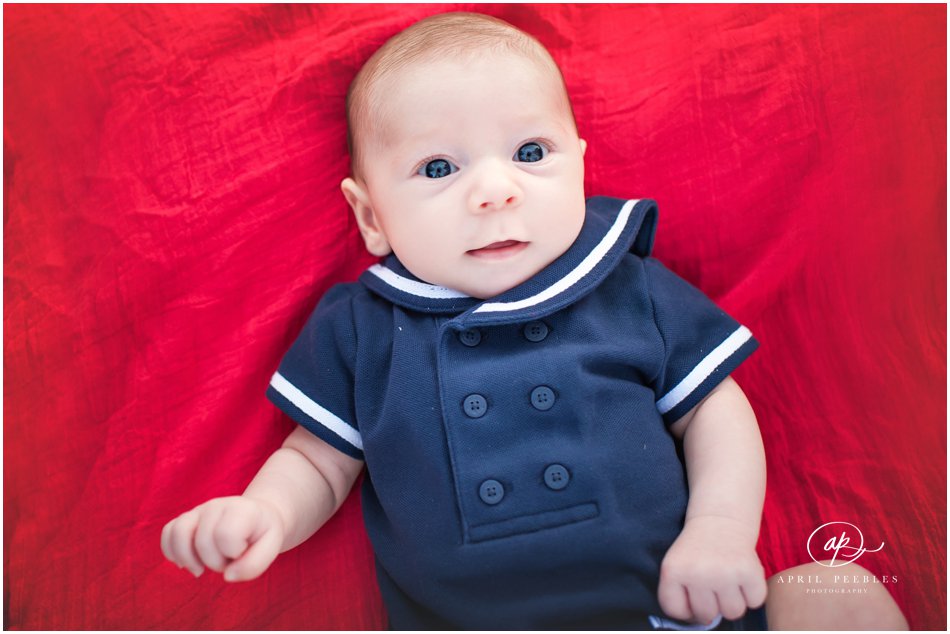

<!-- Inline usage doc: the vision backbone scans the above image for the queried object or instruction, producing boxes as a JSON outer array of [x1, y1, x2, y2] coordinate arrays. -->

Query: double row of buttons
[[457, 320, 563, 506], [462, 386, 556, 418], [478, 464, 571, 505], [458, 321, 550, 347]]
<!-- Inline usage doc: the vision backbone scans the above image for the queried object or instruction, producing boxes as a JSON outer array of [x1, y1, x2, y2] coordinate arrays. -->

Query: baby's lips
[[467, 239, 527, 254], [477, 239, 522, 250]]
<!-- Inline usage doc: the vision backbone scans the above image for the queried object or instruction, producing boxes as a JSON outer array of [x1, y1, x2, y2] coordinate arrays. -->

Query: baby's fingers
[[657, 577, 692, 621], [741, 572, 768, 609], [222, 521, 282, 582], [715, 585, 748, 621], [193, 503, 229, 573], [686, 587, 721, 626], [212, 503, 262, 561], [161, 513, 205, 577]]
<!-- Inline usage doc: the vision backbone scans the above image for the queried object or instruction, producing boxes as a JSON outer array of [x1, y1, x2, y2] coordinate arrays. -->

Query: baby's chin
[[400, 245, 565, 300], [454, 264, 549, 300]]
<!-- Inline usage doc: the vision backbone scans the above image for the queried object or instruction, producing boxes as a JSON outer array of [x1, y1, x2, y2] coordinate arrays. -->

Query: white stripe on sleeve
[[269, 372, 364, 451], [656, 326, 753, 415]]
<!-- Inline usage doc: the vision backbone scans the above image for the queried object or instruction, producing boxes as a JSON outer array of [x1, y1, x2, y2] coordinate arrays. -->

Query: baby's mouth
[[466, 240, 529, 260]]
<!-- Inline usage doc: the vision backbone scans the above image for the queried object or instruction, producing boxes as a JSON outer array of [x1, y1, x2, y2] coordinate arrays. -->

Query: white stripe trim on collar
[[474, 199, 639, 314], [270, 372, 364, 452], [367, 263, 470, 300], [656, 326, 753, 414]]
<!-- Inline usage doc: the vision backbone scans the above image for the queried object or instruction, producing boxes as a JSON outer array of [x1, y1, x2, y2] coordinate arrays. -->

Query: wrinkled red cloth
[[4, 4, 945, 630]]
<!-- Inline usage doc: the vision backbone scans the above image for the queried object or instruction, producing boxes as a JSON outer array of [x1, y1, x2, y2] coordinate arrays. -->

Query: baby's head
[[341, 12, 587, 299]]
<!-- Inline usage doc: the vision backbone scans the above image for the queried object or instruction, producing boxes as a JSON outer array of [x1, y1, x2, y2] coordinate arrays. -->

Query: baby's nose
[[469, 161, 523, 212]]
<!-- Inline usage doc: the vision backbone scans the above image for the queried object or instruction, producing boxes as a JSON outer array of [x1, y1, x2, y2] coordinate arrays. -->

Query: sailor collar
[[359, 196, 658, 327]]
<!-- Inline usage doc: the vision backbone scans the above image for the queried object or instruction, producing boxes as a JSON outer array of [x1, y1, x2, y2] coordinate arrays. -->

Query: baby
[[162, 12, 768, 630]]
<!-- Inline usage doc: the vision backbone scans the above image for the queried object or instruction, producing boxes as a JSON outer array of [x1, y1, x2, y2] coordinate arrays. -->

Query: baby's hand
[[657, 515, 767, 625], [160, 496, 285, 582]]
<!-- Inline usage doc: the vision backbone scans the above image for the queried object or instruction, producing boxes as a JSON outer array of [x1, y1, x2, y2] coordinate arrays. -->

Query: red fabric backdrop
[[4, 4, 946, 630]]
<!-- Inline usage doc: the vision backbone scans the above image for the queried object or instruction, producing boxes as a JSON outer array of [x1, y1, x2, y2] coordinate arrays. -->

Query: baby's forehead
[[363, 53, 568, 147], [375, 45, 556, 93], [361, 47, 564, 122]]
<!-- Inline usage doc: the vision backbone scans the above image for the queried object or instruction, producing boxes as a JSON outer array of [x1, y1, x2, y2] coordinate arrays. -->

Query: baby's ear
[[341, 178, 392, 256], [579, 138, 588, 156]]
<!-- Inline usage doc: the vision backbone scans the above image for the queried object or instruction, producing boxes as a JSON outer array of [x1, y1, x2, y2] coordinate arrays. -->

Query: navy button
[[544, 464, 570, 490], [458, 328, 481, 347], [463, 394, 488, 418], [523, 321, 549, 342], [479, 479, 505, 504], [530, 386, 556, 411]]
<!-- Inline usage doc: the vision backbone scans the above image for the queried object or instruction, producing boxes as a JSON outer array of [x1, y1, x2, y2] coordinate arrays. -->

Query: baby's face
[[344, 52, 587, 299]]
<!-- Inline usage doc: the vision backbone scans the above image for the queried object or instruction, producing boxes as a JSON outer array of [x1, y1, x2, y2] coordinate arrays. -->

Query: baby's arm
[[658, 376, 767, 624], [161, 426, 363, 581]]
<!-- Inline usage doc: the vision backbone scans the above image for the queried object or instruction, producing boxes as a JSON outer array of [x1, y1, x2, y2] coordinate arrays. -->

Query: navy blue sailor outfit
[[267, 197, 766, 630]]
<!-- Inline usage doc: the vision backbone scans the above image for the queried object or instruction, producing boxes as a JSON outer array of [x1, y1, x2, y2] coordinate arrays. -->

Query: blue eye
[[515, 142, 546, 163], [420, 158, 458, 178]]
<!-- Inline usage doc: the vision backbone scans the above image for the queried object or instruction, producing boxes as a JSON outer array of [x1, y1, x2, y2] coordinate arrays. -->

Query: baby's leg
[[765, 561, 908, 630]]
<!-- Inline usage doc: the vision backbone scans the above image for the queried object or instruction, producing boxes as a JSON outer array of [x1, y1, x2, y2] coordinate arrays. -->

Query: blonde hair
[[345, 12, 574, 179]]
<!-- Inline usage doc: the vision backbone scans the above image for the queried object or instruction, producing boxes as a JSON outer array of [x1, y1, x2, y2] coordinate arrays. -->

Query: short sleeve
[[643, 258, 759, 424], [265, 285, 364, 460]]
